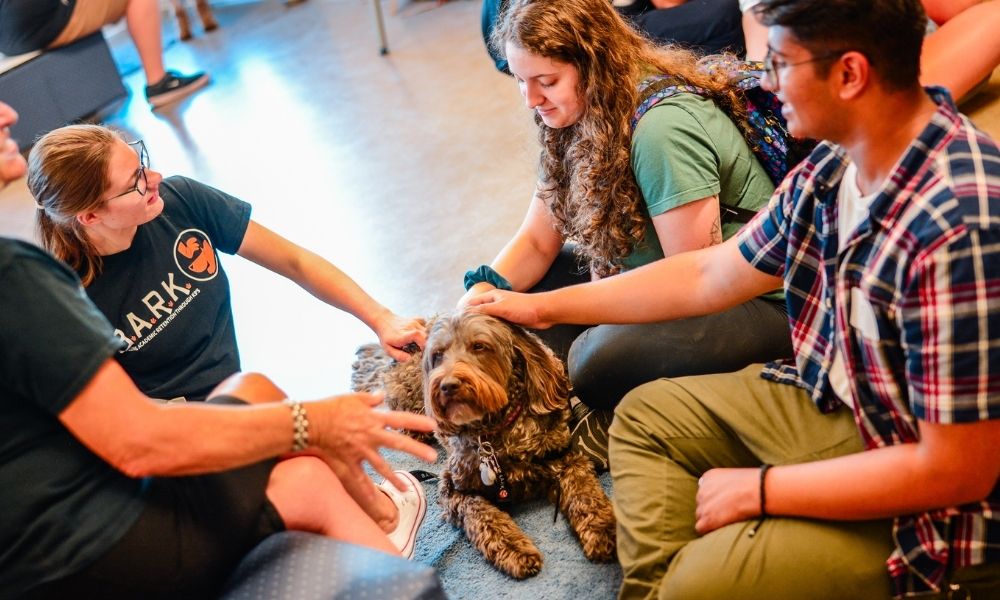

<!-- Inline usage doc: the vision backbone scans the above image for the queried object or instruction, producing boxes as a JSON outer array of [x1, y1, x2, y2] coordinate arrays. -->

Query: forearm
[[60, 363, 299, 477], [293, 249, 394, 333], [237, 221, 396, 334], [490, 231, 562, 292], [121, 402, 301, 477], [768, 443, 992, 520], [537, 241, 766, 325]]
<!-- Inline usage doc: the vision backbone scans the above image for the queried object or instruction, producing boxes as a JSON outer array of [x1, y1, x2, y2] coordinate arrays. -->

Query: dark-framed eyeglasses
[[107, 139, 149, 200], [763, 48, 848, 91]]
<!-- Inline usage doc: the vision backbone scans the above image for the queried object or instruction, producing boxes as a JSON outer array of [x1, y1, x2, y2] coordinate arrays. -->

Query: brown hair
[[29, 124, 120, 286], [491, 0, 747, 276]]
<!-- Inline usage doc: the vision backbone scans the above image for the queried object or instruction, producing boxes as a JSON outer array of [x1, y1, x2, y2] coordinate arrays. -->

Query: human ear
[[76, 211, 102, 227], [837, 51, 869, 100]]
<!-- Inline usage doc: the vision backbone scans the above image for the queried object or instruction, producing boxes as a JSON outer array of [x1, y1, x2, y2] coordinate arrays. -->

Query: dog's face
[[422, 312, 566, 431]]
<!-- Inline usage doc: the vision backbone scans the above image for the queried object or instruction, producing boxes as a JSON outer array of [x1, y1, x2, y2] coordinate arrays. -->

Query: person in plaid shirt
[[468, 0, 1000, 597]]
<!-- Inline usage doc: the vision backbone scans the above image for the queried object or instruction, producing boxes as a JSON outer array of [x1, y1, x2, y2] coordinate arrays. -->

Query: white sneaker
[[377, 470, 427, 559]]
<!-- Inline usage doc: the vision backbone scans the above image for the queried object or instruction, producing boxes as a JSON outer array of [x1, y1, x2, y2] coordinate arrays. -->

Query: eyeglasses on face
[[107, 139, 149, 201], [763, 48, 848, 91]]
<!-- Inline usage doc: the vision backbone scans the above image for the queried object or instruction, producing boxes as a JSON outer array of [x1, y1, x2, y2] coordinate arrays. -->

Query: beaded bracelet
[[284, 399, 310, 452], [463, 264, 513, 292]]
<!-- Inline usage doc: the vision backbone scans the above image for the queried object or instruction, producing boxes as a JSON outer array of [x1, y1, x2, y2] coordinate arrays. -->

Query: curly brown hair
[[491, 0, 747, 276]]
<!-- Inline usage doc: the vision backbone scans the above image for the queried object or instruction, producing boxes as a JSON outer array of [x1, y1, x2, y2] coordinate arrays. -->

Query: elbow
[[923, 464, 997, 508], [948, 473, 997, 506], [110, 440, 165, 479], [99, 417, 172, 478]]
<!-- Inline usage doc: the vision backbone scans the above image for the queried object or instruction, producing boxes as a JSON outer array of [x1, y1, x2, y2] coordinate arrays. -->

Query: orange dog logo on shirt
[[173, 228, 219, 281]]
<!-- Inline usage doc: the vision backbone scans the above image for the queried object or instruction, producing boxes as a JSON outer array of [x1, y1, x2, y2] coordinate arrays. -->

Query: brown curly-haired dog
[[351, 311, 616, 579]]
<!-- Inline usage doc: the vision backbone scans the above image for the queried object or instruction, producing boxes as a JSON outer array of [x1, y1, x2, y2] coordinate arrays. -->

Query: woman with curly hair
[[461, 0, 792, 460]]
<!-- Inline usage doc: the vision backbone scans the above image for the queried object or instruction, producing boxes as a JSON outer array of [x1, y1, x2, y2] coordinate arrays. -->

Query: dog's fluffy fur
[[352, 311, 615, 578]]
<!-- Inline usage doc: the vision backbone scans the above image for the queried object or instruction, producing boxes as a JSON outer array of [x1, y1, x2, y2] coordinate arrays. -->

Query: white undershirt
[[827, 162, 877, 409]]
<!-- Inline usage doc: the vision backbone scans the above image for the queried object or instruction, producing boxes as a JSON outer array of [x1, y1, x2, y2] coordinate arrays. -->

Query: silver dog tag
[[480, 459, 497, 486]]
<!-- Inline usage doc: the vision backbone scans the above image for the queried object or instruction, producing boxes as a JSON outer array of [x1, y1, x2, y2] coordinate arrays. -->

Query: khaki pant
[[49, 0, 132, 49], [608, 365, 1000, 600]]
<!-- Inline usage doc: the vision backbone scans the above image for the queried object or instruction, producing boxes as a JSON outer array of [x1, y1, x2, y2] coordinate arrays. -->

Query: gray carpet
[[378, 448, 623, 600]]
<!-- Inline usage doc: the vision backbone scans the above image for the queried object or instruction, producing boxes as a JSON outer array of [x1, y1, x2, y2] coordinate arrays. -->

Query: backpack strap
[[631, 74, 759, 224], [631, 75, 707, 131]]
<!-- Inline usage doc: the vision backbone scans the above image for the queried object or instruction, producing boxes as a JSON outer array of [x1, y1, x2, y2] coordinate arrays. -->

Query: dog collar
[[478, 399, 524, 439]]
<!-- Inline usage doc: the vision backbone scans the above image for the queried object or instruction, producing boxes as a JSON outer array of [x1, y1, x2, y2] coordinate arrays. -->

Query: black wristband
[[759, 463, 772, 518]]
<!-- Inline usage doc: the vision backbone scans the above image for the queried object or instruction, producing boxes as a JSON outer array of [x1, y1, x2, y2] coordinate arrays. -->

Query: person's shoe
[[145, 70, 211, 109], [569, 397, 613, 473], [377, 470, 427, 559]]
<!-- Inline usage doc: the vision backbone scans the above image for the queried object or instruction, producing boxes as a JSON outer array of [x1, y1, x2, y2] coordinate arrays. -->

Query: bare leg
[[124, 0, 167, 84], [209, 373, 399, 532], [922, 0, 984, 25], [266, 455, 399, 554], [209, 372, 287, 404], [169, 0, 192, 41], [197, 0, 219, 31], [921, 1, 1000, 100]]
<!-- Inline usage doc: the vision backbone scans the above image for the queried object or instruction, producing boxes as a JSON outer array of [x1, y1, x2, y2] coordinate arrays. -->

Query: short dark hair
[[755, 0, 926, 91]]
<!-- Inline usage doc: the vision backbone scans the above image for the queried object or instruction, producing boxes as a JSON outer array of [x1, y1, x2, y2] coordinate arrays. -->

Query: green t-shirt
[[625, 92, 775, 269]]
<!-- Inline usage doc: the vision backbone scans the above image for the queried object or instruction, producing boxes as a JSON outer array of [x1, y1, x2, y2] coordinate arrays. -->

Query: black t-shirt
[[84, 176, 252, 400], [0, 0, 74, 55], [0, 238, 146, 599]]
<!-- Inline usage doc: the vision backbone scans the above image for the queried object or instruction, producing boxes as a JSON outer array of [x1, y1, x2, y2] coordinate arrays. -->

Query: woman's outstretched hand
[[308, 392, 437, 491]]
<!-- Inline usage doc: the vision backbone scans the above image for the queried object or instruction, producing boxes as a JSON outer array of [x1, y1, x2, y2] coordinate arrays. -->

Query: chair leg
[[173, 2, 193, 40], [197, 0, 219, 32]]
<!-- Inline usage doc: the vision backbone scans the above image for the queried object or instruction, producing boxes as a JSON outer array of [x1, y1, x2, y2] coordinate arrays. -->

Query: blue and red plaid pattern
[[736, 88, 1000, 597]]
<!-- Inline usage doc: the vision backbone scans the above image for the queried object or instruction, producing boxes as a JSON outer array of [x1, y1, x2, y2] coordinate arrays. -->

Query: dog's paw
[[496, 545, 544, 579], [580, 524, 616, 562], [578, 510, 617, 562]]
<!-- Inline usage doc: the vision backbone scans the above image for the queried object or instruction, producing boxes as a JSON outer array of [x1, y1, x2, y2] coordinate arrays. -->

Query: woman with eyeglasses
[[31, 124, 426, 402], [460, 0, 793, 466], [27, 123, 433, 558]]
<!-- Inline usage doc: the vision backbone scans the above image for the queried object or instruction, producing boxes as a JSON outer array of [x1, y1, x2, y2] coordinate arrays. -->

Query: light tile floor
[[1, 0, 998, 398]]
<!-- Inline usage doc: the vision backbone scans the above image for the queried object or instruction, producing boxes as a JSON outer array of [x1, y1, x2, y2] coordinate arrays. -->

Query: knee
[[567, 328, 630, 409], [271, 456, 340, 493], [267, 457, 348, 533], [608, 381, 679, 446], [209, 372, 286, 404]]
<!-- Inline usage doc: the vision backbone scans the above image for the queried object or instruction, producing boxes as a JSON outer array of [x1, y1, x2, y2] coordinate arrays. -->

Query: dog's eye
[[471, 342, 489, 352], [430, 350, 444, 367]]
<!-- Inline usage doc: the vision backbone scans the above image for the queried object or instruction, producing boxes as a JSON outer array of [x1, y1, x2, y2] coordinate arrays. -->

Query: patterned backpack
[[631, 56, 817, 219]]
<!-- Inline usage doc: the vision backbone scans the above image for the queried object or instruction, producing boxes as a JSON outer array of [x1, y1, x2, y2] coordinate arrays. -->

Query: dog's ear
[[510, 325, 569, 414]]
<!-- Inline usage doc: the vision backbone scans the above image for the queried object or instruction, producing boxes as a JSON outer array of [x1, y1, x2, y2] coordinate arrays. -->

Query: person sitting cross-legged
[[0, 234, 438, 598], [469, 0, 1000, 597]]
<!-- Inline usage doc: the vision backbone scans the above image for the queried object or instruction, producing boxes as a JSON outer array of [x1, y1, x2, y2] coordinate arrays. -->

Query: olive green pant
[[608, 365, 1000, 600]]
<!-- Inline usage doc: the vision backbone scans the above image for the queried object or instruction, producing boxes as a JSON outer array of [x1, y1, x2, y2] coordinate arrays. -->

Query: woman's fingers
[[383, 410, 436, 432], [377, 428, 438, 463]]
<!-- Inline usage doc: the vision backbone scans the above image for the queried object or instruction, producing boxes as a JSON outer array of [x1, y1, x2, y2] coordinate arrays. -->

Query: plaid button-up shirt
[[737, 88, 1000, 597]]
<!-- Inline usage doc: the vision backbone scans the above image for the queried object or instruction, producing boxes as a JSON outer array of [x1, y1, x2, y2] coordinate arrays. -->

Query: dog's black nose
[[439, 379, 460, 396]]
